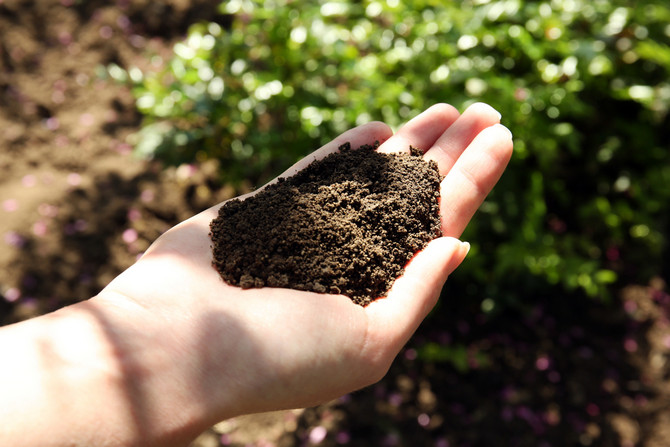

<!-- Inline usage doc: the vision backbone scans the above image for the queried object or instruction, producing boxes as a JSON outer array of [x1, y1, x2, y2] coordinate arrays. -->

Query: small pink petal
[[623, 300, 637, 314], [141, 189, 155, 202], [404, 348, 417, 360], [22, 174, 37, 187], [127, 208, 142, 221], [309, 426, 327, 444], [4, 287, 21, 303], [79, 113, 95, 127], [52, 91, 66, 104], [130, 34, 146, 49], [122, 228, 138, 244], [114, 142, 133, 154], [624, 338, 638, 353], [53, 79, 67, 91], [46, 117, 60, 130], [58, 31, 73, 45], [3, 199, 18, 212], [32, 220, 48, 237], [76, 73, 90, 86], [535, 355, 550, 371], [117, 15, 131, 30], [67, 173, 82, 186], [56, 135, 70, 147], [99, 26, 113, 39], [38, 203, 59, 217], [74, 219, 88, 232], [4, 231, 26, 247]]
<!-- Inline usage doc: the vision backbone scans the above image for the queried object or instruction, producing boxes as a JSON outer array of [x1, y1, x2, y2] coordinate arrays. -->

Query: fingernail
[[461, 241, 471, 257], [472, 102, 502, 120], [487, 104, 502, 120], [494, 123, 514, 141]]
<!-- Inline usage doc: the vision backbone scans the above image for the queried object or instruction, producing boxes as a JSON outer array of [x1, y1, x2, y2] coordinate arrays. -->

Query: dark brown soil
[[209, 143, 442, 306]]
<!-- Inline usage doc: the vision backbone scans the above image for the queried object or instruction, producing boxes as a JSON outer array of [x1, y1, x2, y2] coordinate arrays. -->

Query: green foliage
[[124, 0, 670, 305], [418, 342, 491, 373]]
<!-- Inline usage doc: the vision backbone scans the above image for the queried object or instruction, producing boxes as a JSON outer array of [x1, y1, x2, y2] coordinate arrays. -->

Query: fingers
[[359, 102, 512, 366], [375, 102, 513, 238], [377, 103, 460, 154], [424, 102, 502, 176], [440, 123, 514, 237], [363, 237, 470, 358]]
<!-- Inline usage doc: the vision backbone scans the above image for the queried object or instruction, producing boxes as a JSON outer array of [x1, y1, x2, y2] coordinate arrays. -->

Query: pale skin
[[0, 103, 513, 447]]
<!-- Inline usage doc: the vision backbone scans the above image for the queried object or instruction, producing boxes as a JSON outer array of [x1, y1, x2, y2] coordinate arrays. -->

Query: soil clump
[[209, 142, 442, 306]]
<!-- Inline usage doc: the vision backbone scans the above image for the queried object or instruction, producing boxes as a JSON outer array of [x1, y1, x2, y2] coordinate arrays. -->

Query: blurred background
[[1, 0, 669, 445]]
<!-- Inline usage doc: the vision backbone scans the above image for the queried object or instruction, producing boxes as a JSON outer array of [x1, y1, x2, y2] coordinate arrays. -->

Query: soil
[[2, 1, 670, 447], [210, 143, 442, 306]]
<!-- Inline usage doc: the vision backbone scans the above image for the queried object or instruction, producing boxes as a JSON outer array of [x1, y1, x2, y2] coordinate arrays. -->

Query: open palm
[[97, 103, 513, 436]]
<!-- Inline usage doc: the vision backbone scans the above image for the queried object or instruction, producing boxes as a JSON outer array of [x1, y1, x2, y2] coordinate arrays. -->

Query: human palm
[[98, 103, 513, 432]]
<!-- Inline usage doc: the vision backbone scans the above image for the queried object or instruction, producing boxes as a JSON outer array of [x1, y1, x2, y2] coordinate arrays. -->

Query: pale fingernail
[[461, 241, 471, 256], [495, 123, 514, 141], [470, 102, 502, 120], [491, 108, 502, 121]]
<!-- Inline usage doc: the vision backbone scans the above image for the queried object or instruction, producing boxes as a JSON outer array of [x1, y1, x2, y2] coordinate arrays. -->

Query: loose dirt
[[209, 143, 442, 306]]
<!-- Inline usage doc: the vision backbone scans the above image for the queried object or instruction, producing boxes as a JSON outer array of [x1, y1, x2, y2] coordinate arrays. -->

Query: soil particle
[[209, 142, 442, 306]]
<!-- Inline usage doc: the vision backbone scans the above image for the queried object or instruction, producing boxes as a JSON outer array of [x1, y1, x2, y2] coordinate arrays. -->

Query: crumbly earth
[[209, 142, 443, 306]]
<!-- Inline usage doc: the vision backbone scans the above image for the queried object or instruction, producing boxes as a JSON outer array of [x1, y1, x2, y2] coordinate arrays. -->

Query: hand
[[97, 102, 513, 441], [0, 103, 512, 447]]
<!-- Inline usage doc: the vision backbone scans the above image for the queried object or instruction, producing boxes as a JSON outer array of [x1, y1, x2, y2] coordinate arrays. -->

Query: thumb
[[365, 237, 470, 354]]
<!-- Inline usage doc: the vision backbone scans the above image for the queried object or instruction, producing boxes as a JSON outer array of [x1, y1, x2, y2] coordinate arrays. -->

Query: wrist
[[87, 291, 219, 446], [0, 294, 216, 447], [0, 300, 141, 446]]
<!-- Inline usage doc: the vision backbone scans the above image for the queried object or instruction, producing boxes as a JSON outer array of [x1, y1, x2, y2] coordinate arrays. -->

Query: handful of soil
[[209, 142, 442, 306]]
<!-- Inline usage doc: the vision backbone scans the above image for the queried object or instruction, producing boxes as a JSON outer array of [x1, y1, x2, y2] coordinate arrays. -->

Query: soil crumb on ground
[[209, 142, 442, 306]]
